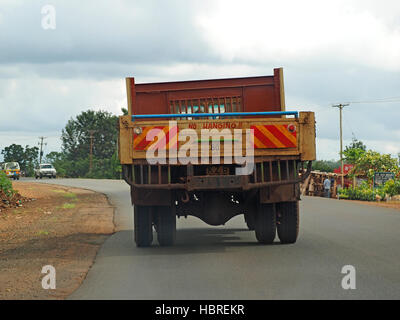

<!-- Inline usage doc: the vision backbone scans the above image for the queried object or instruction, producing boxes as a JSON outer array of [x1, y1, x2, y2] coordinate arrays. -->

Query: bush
[[383, 179, 400, 197], [338, 181, 376, 201], [0, 171, 14, 197], [338, 179, 400, 201]]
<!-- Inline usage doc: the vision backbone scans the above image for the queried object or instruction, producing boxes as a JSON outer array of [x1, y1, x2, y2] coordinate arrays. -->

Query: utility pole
[[89, 130, 96, 174], [38, 136, 47, 164], [332, 104, 350, 187]]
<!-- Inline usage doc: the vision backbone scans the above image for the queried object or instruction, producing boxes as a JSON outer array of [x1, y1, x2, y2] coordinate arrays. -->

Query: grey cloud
[[1, 0, 400, 160], [0, 0, 217, 65]]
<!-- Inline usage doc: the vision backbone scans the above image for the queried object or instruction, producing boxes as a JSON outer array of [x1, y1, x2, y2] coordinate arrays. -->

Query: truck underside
[[122, 159, 311, 246]]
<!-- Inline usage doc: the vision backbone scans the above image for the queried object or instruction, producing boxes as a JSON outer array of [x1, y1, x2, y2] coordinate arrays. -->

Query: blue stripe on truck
[[131, 111, 299, 121]]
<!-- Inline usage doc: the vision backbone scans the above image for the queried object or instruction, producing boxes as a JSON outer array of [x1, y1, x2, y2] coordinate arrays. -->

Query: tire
[[277, 201, 299, 244], [244, 212, 256, 230], [255, 203, 276, 244], [155, 206, 176, 246], [134, 205, 153, 247]]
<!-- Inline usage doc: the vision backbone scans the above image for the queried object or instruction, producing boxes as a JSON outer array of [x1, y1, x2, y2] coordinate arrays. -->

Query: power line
[[347, 100, 400, 104], [336, 96, 400, 105]]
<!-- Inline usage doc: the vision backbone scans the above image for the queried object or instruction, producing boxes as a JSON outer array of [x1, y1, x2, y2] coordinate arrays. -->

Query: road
[[26, 178, 400, 299]]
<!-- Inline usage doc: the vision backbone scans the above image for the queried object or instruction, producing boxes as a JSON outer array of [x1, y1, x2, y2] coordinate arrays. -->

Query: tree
[[1, 144, 39, 176], [60, 110, 119, 178], [45, 151, 64, 164], [343, 138, 367, 164], [61, 110, 118, 162], [352, 150, 400, 182], [24, 145, 40, 176], [346, 138, 366, 151], [312, 160, 340, 172], [40, 109, 126, 179], [45, 151, 68, 177], [2, 144, 24, 163]]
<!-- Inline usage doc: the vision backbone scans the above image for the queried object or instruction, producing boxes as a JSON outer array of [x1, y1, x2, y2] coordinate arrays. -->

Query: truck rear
[[119, 68, 316, 247]]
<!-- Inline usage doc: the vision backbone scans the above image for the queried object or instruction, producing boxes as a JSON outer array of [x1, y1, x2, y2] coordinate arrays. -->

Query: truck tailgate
[[119, 112, 315, 163]]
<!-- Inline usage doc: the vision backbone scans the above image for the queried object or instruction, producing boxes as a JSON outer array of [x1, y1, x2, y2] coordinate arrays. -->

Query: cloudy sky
[[1, 0, 400, 161]]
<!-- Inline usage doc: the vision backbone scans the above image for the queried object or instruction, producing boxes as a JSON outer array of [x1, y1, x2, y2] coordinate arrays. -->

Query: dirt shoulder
[[0, 182, 115, 299], [338, 198, 400, 210]]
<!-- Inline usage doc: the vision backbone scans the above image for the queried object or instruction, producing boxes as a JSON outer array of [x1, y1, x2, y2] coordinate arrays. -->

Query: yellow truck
[[118, 68, 316, 247], [1, 162, 21, 180]]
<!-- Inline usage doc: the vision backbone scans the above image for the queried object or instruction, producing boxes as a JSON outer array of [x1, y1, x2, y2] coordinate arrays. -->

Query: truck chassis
[[122, 159, 311, 246]]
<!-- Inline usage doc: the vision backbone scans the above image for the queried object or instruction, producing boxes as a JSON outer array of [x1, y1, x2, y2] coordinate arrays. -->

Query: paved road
[[26, 178, 400, 299]]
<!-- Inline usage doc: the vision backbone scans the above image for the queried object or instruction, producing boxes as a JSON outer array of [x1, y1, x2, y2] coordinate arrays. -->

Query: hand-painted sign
[[373, 172, 395, 188]]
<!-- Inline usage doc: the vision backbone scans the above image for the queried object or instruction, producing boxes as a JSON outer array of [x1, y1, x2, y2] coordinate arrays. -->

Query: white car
[[35, 163, 57, 179]]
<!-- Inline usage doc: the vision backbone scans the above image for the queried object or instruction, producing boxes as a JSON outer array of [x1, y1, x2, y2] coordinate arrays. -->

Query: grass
[[52, 189, 77, 199], [37, 230, 49, 236], [52, 189, 66, 193], [63, 192, 77, 199], [56, 202, 76, 209], [52, 189, 78, 205], [61, 203, 76, 209]]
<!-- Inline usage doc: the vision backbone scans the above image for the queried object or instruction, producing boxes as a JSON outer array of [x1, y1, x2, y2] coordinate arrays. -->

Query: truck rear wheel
[[155, 206, 176, 246], [244, 212, 256, 230], [277, 201, 299, 244], [134, 205, 153, 247], [255, 204, 276, 244]]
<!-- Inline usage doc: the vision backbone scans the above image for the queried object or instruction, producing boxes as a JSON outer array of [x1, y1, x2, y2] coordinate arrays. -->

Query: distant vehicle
[[35, 163, 57, 179], [1, 162, 21, 180]]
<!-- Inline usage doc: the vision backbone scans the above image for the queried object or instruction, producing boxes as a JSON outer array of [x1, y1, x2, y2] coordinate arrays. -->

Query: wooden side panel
[[299, 112, 316, 161], [243, 85, 279, 113], [136, 92, 167, 115], [278, 68, 286, 111], [126, 78, 135, 116], [131, 70, 285, 115], [119, 116, 133, 164]]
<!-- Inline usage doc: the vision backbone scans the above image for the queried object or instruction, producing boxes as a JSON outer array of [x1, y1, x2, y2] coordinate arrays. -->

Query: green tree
[[45, 109, 126, 179], [45, 151, 69, 177], [1, 144, 39, 176], [24, 145, 40, 176], [2, 144, 25, 163], [62, 110, 118, 161], [312, 160, 340, 172], [45, 151, 64, 164], [60, 110, 119, 178], [352, 150, 400, 182], [343, 138, 367, 164]]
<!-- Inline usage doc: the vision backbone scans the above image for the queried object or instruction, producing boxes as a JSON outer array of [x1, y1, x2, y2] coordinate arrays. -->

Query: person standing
[[323, 177, 331, 198]]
